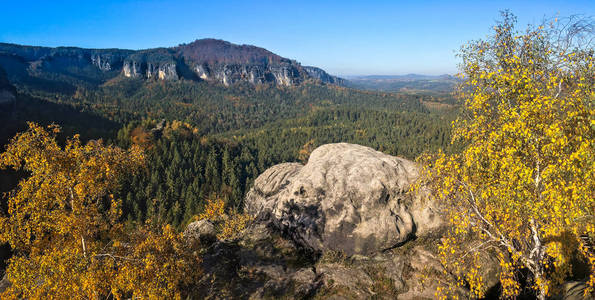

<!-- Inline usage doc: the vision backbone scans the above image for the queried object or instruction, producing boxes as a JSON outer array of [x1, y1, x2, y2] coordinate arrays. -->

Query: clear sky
[[0, 0, 593, 76]]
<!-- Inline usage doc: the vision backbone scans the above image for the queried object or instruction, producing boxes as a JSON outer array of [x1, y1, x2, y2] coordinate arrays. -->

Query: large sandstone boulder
[[245, 143, 441, 255]]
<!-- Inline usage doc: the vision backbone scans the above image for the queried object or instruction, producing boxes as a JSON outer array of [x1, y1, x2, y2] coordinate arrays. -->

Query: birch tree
[[420, 12, 595, 299]]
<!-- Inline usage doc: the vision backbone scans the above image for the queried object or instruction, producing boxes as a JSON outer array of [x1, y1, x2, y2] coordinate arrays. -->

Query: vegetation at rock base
[[418, 12, 595, 299], [192, 198, 251, 240], [0, 123, 202, 299]]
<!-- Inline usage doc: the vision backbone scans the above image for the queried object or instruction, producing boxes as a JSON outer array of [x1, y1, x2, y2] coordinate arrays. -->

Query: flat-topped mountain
[[0, 39, 343, 87]]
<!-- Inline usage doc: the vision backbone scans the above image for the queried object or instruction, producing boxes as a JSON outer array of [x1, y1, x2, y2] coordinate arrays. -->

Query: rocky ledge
[[185, 143, 454, 299], [185, 143, 587, 299]]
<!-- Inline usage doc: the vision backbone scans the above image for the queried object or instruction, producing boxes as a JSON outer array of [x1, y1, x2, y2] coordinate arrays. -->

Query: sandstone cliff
[[0, 39, 344, 87], [303, 66, 344, 85]]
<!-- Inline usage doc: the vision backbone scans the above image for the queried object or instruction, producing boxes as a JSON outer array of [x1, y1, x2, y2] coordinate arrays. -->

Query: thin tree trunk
[[81, 235, 87, 258], [535, 272, 547, 300], [530, 218, 547, 300]]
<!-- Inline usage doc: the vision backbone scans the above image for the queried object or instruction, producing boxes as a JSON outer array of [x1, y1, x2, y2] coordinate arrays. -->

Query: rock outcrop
[[185, 219, 460, 299], [192, 63, 303, 86], [0, 273, 9, 294], [245, 143, 441, 256], [184, 219, 217, 243], [91, 54, 112, 71], [122, 60, 143, 78], [157, 62, 178, 80], [123, 60, 179, 80], [185, 143, 502, 299], [303, 66, 345, 85]]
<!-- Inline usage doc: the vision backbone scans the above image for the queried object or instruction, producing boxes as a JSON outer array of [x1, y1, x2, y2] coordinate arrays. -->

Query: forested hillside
[[0, 41, 456, 217], [0, 8, 593, 299], [0, 50, 457, 293], [0, 48, 457, 230], [114, 107, 455, 228]]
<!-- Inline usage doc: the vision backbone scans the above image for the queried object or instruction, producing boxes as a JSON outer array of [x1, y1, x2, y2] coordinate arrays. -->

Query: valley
[[0, 7, 592, 299], [0, 39, 456, 231]]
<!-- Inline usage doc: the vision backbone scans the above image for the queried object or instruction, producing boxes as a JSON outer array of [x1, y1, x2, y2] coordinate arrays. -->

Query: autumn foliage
[[194, 198, 251, 240], [0, 123, 202, 299], [425, 13, 595, 299], [419, 13, 595, 299]]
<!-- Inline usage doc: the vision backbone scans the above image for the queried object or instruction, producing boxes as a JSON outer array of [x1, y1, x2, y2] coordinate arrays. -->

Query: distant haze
[[343, 74, 455, 80], [0, 0, 593, 76]]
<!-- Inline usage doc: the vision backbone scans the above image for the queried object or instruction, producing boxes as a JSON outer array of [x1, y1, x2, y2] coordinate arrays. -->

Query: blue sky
[[0, 0, 593, 75]]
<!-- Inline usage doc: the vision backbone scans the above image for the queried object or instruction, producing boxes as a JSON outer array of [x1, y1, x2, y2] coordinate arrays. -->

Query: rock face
[[245, 143, 441, 255], [122, 60, 143, 78], [303, 66, 344, 85], [157, 62, 178, 80], [0, 39, 344, 87], [186, 220, 460, 299], [192, 63, 302, 86], [91, 54, 112, 71], [123, 58, 179, 80], [184, 219, 217, 243]]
